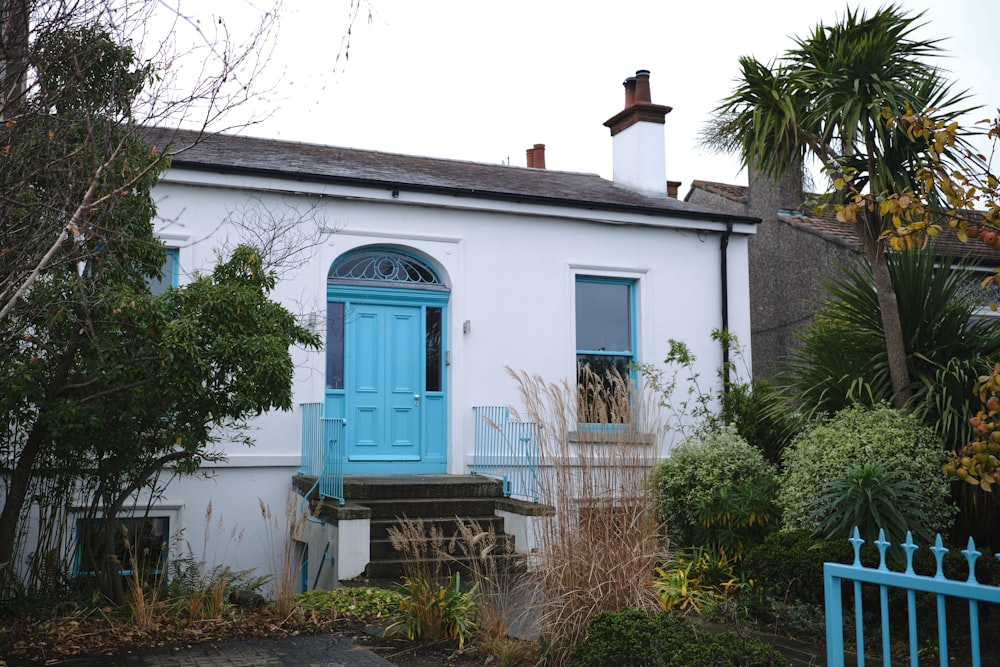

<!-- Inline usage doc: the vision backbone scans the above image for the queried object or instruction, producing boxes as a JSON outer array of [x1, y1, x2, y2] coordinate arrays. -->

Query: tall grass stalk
[[508, 365, 666, 665], [451, 518, 520, 646], [259, 493, 305, 615]]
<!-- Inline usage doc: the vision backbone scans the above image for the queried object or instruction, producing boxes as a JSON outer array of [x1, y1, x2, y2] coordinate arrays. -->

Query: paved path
[[12, 635, 394, 667]]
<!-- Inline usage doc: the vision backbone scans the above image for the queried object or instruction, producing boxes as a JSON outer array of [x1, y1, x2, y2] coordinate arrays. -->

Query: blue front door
[[348, 303, 422, 465]]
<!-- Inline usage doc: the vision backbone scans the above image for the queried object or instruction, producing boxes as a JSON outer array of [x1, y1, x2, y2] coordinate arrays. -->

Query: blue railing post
[[320, 417, 346, 506], [300, 402, 323, 476]]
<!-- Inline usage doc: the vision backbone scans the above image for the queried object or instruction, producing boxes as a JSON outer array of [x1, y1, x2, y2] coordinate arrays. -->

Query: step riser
[[363, 498, 499, 519], [370, 534, 516, 561], [363, 555, 527, 581], [370, 516, 505, 540], [344, 476, 503, 501]]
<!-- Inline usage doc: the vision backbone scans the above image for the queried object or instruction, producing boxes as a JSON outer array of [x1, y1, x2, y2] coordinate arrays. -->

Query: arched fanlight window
[[328, 249, 446, 289]]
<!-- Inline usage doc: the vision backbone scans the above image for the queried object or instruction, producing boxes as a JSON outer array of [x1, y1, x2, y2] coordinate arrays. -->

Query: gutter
[[720, 221, 732, 392]]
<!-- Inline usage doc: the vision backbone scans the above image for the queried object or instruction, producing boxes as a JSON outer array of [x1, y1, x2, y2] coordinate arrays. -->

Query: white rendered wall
[[145, 168, 755, 583]]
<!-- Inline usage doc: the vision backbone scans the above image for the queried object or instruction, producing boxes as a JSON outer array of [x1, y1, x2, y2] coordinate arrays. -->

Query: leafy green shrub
[[744, 530, 850, 606], [721, 378, 801, 467], [656, 425, 778, 549], [387, 571, 478, 648], [673, 631, 788, 667], [779, 404, 955, 541], [295, 586, 402, 620], [810, 461, 931, 545], [568, 607, 787, 667]]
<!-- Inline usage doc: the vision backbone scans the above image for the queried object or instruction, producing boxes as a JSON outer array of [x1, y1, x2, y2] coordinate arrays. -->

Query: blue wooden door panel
[[326, 286, 448, 474]]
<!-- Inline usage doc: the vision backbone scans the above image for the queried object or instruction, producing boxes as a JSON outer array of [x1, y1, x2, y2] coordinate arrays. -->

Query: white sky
[[165, 0, 999, 197]]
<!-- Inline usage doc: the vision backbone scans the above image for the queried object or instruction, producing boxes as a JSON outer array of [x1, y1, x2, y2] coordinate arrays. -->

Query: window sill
[[568, 430, 655, 446]]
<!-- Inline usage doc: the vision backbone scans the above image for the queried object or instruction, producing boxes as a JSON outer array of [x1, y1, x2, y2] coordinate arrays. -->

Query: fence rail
[[472, 406, 540, 503], [299, 403, 347, 506], [824, 527, 1000, 667]]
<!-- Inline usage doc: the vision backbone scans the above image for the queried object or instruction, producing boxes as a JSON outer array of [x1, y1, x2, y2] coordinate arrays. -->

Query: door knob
[[414, 394, 421, 406]]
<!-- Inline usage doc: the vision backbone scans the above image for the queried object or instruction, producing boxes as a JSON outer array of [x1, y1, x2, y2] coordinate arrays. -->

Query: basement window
[[74, 516, 169, 579]]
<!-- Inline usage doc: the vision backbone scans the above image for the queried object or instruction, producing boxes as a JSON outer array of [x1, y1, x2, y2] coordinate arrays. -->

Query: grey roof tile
[[145, 128, 757, 225]]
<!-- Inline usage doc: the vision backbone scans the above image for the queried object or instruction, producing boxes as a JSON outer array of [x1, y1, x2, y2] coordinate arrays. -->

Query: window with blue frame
[[75, 516, 168, 579], [575, 277, 636, 423], [149, 247, 179, 295]]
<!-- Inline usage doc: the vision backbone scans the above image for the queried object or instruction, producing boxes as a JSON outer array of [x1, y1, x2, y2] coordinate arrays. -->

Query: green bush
[[568, 607, 787, 667], [779, 404, 955, 542], [721, 379, 801, 467], [568, 607, 686, 667], [744, 530, 851, 606], [656, 425, 778, 548]]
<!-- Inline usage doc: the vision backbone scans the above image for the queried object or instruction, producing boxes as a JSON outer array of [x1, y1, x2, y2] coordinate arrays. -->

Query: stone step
[[364, 551, 528, 581], [369, 530, 517, 561], [369, 514, 505, 540], [362, 497, 499, 521], [343, 474, 504, 501]]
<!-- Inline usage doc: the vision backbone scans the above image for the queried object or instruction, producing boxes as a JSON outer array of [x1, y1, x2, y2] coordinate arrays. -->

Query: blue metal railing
[[319, 417, 346, 505], [299, 403, 346, 506], [824, 527, 1000, 667], [472, 406, 540, 503], [300, 402, 323, 477]]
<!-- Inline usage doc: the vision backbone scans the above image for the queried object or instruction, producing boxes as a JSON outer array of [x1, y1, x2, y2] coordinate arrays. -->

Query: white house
[[131, 70, 758, 586]]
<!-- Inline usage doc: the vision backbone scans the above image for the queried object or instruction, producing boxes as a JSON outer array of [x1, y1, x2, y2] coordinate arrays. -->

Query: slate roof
[[146, 128, 757, 226], [690, 179, 1000, 264]]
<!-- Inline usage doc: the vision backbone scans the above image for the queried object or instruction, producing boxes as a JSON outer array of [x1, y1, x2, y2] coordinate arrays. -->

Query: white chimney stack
[[603, 70, 672, 196]]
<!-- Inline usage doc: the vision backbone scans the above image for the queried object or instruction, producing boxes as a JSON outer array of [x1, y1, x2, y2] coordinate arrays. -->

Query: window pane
[[576, 281, 631, 352], [149, 248, 178, 296], [76, 516, 168, 576], [326, 302, 344, 390], [426, 307, 442, 392], [577, 355, 632, 424]]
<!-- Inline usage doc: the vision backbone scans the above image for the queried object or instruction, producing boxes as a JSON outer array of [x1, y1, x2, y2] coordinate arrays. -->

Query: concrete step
[[364, 551, 528, 581], [362, 496, 499, 520], [369, 530, 517, 561], [343, 474, 504, 501], [369, 514, 505, 540]]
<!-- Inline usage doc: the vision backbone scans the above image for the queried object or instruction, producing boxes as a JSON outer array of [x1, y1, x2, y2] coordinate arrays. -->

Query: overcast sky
[[166, 0, 998, 197]]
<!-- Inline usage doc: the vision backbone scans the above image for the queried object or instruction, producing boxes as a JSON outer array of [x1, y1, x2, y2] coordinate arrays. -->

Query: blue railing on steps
[[299, 403, 346, 506], [472, 406, 541, 503], [824, 526, 1000, 667]]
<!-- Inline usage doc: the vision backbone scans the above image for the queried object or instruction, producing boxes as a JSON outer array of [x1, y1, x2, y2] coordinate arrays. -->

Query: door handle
[[414, 394, 421, 406]]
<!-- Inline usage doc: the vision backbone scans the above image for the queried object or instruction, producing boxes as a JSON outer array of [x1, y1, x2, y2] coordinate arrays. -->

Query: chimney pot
[[532, 143, 545, 169], [623, 77, 637, 108], [634, 69, 652, 105], [526, 144, 546, 169]]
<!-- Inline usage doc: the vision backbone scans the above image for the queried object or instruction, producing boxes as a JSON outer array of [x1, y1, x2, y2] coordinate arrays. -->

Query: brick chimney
[[603, 70, 672, 196], [526, 143, 546, 169]]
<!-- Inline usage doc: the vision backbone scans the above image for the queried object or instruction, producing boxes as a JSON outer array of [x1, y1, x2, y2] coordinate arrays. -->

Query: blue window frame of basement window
[[575, 277, 636, 424], [149, 248, 179, 295]]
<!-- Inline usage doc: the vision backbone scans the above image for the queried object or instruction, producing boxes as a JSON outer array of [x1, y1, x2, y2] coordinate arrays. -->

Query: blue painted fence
[[824, 527, 1000, 667], [472, 406, 541, 503], [299, 403, 347, 506]]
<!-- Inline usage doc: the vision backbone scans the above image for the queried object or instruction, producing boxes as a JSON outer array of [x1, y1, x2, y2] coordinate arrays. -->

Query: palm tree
[[706, 4, 975, 409]]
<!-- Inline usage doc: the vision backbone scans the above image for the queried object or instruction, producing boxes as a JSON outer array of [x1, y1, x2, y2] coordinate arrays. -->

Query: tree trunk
[[0, 332, 80, 587], [859, 213, 912, 410], [0, 423, 46, 586]]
